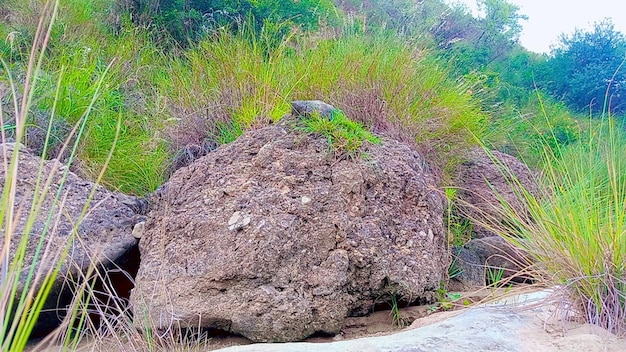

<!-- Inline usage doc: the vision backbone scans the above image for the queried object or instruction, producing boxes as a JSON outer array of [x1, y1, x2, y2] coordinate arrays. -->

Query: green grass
[[0, 1, 118, 350], [486, 117, 626, 334], [486, 90, 583, 167], [3, 0, 626, 347], [0, 0, 491, 193], [444, 187, 474, 247], [389, 294, 409, 328], [299, 110, 380, 158], [0, 2, 170, 195]]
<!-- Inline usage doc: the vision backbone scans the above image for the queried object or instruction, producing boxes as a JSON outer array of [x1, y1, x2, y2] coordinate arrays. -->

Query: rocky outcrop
[[456, 148, 539, 238], [1, 143, 143, 336], [130, 116, 447, 342]]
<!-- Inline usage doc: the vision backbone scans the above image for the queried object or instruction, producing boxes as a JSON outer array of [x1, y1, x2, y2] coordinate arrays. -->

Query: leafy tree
[[442, 0, 527, 72], [489, 46, 545, 104], [334, 0, 453, 40], [476, 0, 526, 62], [540, 19, 626, 114]]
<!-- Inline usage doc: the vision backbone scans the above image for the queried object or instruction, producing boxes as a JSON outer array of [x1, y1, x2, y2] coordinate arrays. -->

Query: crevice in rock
[[370, 292, 436, 315], [308, 330, 335, 338], [29, 243, 141, 340], [84, 242, 142, 332]]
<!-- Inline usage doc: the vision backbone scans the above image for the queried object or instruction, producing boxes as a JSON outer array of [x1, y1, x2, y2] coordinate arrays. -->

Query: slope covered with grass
[[0, 0, 490, 194]]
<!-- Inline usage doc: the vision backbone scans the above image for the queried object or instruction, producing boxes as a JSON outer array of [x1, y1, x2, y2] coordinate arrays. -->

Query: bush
[[486, 90, 582, 166], [298, 110, 380, 159]]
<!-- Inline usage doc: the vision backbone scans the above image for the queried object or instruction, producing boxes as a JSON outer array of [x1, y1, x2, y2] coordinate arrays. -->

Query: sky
[[447, 0, 626, 54]]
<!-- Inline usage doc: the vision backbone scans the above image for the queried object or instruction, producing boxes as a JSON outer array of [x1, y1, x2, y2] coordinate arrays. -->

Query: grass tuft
[[299, 110, 380, 158], [0, 2, 132, 351], [484, 117, 626, 335]]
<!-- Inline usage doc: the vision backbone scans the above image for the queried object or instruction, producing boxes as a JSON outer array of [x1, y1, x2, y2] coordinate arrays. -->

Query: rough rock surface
[[1, 143, 142, 335], [130, 117, 447, 342], [452, 236, 532, 290], [457, 148, 539, 238]]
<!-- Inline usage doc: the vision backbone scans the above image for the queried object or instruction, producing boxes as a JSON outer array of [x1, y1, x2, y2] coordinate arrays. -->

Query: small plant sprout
[[486, 266, 506, 288], [429, 283, 463, 312], [448, 256, 463, 280], [390, 294, 410, 328]]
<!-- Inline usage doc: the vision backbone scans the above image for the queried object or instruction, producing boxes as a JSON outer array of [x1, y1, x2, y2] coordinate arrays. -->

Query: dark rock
[[291, 100, 339, 119], [1, 143, 142, 336], [452, 236, 532, 290], [130, 120, 447, 342]]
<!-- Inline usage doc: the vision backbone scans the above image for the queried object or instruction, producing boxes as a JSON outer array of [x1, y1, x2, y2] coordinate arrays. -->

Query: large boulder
[[1, 143, 143, 336], [456, 148, 539, 238], [130, 116, 447, 342]]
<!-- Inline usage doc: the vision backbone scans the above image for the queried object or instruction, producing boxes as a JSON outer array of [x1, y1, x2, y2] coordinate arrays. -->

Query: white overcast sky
[[446, 0, 626, 53]]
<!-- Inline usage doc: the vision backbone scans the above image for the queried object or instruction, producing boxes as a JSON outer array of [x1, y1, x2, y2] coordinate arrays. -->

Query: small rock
[[132, 222, 145, 239], [301, 196, 312, 205], [228, 211, 251, 231], [291, 100, 338, 120], [228, 211, 242, 226]]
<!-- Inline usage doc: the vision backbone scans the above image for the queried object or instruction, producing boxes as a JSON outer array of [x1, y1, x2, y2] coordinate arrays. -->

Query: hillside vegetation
[[1, 0, 616, 193], [0, 0, 545, 194], [1, 0, 626, 347]]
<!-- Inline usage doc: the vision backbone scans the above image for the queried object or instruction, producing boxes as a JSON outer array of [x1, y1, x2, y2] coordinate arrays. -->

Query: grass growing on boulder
[[486, 118, 626, 334], [299, 110, 380, 158]]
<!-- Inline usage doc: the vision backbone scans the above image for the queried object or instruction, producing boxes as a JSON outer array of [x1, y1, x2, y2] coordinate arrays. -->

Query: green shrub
[[486, 90, 582, 167], [122, 0, 339, 43]]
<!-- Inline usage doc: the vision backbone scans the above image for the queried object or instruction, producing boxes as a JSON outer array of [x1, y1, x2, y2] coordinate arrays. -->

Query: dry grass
[[152, 29, 487, 179]]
